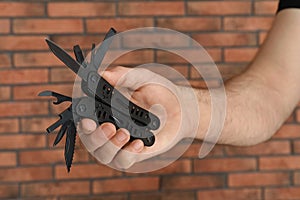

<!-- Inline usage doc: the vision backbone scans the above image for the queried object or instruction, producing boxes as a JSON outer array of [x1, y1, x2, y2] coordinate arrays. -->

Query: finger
[[79, 118, 97, 134], [101, 66, 131, 86], [93, 128, 130, 164], [78, 122, 116, 153], [112, 139, 144, 169], [103, 66, 164, 91], [112, 120, 181, 169]]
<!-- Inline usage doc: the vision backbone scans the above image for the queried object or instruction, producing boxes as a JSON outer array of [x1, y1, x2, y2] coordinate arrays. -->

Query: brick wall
[[0, 0, 298, 200]]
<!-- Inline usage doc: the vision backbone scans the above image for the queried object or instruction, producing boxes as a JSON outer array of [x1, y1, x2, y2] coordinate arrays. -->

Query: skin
[[78, 9, 300, 169]]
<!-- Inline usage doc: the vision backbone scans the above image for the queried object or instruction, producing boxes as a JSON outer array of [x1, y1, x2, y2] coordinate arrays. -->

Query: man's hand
[[77, 66, 198, 169]]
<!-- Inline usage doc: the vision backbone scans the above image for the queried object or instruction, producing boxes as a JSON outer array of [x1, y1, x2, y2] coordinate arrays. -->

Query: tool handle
[[82, 71, 160, 130], [74, 97, 155, 146]]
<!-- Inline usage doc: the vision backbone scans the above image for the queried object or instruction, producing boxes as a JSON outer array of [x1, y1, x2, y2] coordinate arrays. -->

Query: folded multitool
[[39, 28, 160, 172]]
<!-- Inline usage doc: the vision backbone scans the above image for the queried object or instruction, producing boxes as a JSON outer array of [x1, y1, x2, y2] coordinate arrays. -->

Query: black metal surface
[[40, 28, 160, 172], [46, 39, 82, 75]]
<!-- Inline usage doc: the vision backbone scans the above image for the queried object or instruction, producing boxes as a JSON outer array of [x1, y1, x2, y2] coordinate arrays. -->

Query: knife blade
[[45, 39, 82, 76], [91, 28, 116, 70]]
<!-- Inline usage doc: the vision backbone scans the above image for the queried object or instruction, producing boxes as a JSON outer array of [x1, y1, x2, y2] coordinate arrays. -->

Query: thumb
[[101, 66, 131, 87], [102, 66, 162, 91]]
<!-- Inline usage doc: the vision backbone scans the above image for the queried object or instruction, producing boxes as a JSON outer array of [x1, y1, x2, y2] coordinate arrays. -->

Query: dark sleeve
[[277, 0, 300, 13]]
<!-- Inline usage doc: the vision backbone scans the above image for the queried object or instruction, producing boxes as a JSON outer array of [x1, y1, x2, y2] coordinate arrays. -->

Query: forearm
[[193, 9, 300, 146], [194, 72, 284, 146]]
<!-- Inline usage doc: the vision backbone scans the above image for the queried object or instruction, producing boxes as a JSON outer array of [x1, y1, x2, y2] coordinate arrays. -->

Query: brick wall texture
[[0, 0, 298, 200]]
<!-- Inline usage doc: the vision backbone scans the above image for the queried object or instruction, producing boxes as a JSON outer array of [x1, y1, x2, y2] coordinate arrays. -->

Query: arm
[[78, 9, 300, 169], [195, 9, 300, 146]]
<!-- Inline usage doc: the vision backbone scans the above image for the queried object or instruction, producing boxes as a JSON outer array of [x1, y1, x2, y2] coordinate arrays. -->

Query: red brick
[[225, 48, 258, 62], [71, 146, 90, 165], [193, 33, 257, 47], [296, 109, 300, 122], [22, 198, 57, 200], [142, 140, 195, 161], [20, 149, 65, 165], [182, 142, 224, 158], [162, 175, 224, 190], [121, 33, 190, 49], [0, 36, 47, 51], [0, 19, 10, 33], [285, 112, 295, 123], [14, 52, 67, 68], [0, 102, 47, 117], [0, 152, 17, 167], [157, 49, 221, 64], [21, 147, 89, 165], [259, 32, 268, 45], [118, 2, 184, 16], [229, 172, 290, 187], [194, 158, 257, 172], [106, 49, 154, 66], [87, 18, 153, 33], [225, 140, 291, 156], [157, 17, 221, 32], [255, 1, 278, 15], [293, 172, 300, 185], [265, 187, 300, 200], [0, 166, 52, 182], [46, 133, 68, 149], [145, 159, 191, 175], [224, 17, 274, 31], [198, 189, 262, 200], [50, 35, 116, 50], [50, 68, 78, 83], [93, 177, 159, 194], [293, 140, 300, 154], [21, 117, 58, 133], [0, 86, 11, 101], [260, 156, 300, 170], [14, 19, 83, 34], [0, 2, 44, 17], [21, 181, 90, 197], [131, 191, 194, 200], [273, 124, 300, 139], [0, 69, 48, 84], [0, 119, 19, 133], [0, 184, 18, 199], [0, 134, 46, 149], [48, 2, 115, 17], [0, 54, 11, 68], [13, 84, 73, 100], [46, 139, 90, 164], [60, 196, 127, 200], [55, 163, 121, 180], [188, 1, 251, 15]]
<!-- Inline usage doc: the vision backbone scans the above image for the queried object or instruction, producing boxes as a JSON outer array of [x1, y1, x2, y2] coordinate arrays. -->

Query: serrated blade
[[64, 122, 76, 172]]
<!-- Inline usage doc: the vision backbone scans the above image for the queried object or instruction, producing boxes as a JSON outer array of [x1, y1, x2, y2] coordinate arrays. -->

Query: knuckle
[[114, 152, 136, 169], [94, 151, 113, 165]]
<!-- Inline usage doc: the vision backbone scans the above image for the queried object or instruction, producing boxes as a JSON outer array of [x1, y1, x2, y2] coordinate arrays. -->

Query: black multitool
[[39, 28, 160, 172]]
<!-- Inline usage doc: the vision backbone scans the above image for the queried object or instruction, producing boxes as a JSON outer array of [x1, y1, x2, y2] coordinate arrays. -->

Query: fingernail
[[133, 141, 143, 151], [116, 131, 128, 142], [101, 124, 114, 138]]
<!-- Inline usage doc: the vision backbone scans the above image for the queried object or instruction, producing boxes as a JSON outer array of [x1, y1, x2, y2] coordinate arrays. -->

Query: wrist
[[175, 86, 201, 139]]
